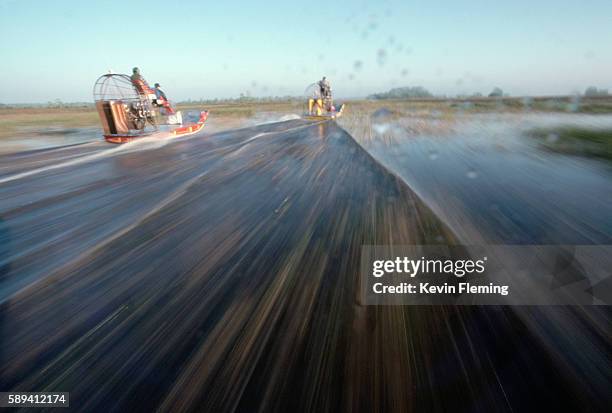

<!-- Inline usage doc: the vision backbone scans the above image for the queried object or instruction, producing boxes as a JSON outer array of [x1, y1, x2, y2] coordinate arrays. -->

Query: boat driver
[[130, 67, 152, 95], [154, 83, 168, 102], [318, 76, 331, 99]]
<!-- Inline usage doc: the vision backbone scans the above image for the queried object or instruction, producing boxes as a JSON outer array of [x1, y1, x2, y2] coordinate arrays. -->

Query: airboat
[[93, 73, 208, 143], [303, 82, 345, 121]]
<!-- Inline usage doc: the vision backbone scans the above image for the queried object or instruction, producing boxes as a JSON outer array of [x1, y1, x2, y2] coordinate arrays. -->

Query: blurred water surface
[[0, 116, 610, 412]]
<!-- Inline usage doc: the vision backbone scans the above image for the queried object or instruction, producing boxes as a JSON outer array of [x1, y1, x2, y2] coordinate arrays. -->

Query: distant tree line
[[3, 86, 610, 108], [178, 95, 302, 105], [368, 86, 433, 100], [584, 86, 609, 97], [488, 87, 504, 97], [0, 101, 93, 109], [0, 96, 302, 109], [368, 86, 513, 100]]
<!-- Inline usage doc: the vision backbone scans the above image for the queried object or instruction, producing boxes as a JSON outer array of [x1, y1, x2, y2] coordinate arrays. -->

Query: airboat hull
[[104, 111, 209, 144], [303, 103, 346, 121], [104, 134, 154, 144], [171, 122, 206, 137]]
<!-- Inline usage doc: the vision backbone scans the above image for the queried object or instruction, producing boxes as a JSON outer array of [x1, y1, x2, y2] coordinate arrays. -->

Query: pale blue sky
[[1, 0, 611, 102]]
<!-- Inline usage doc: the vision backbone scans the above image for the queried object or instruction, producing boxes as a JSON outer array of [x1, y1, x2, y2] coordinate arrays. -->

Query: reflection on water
[[0, 126, 101, 153], [342, 113, 612, 244], [0, 117, 610, 411]]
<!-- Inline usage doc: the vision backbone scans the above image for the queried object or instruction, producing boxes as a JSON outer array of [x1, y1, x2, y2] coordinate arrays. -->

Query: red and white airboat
[[93, 72, 208, 143]]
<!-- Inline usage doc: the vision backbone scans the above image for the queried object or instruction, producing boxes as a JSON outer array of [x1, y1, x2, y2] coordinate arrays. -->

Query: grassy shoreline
[[527, 126, 612, 161], [0, 101, 305, 139], [2, 97, 612, 140]]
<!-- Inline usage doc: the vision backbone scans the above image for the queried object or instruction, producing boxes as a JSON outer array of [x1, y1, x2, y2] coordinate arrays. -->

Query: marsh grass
[[527, 126, 612, 161], [0, 108, 100, 138], [0, 101, 302, 139], [2, 97, 611, 140]]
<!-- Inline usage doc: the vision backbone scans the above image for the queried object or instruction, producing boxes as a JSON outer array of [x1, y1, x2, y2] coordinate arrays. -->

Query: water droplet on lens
[[373, 123, 390, 134], [377, 49, 387, 66], [371, 108, 393, 120]]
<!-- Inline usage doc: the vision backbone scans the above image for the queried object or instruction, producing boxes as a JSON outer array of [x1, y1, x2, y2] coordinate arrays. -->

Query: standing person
[[318, 76, 331, 98]]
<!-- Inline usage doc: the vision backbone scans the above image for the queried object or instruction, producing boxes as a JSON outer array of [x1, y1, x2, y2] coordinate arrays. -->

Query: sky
[[1, 0, 611, 103]]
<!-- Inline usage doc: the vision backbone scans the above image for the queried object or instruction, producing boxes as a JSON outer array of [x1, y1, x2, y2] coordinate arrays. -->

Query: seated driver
[[130, 67, 153, 95], [154, 83, 168, 102], [130, 68, 175, 115], [152, 82, 174, 114]]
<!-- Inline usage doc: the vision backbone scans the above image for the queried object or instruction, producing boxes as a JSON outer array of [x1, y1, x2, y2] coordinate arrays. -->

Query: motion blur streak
[[0, 119, 610, 412]]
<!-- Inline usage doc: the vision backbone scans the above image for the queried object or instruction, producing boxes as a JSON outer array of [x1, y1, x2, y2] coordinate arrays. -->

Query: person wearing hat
[[131, 67, 142, 82], [154, 83, 167, 102], [130, 67, 153, 96], [318, 76, 331, 99]]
